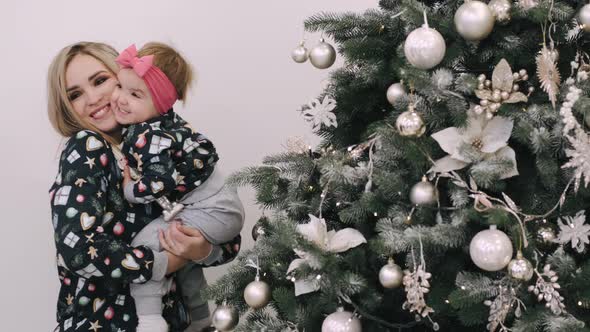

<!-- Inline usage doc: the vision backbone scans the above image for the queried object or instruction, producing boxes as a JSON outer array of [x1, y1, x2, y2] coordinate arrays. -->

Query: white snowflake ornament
[[555, 210, 590, 253], [302, 96, 338, 129]]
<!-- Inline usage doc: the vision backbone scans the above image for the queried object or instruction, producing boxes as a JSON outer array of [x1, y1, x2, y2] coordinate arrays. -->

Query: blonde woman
[[48, 42, 241, 332]]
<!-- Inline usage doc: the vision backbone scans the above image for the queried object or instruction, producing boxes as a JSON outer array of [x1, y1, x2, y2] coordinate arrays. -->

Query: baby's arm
[[123, 125, 177, 204]]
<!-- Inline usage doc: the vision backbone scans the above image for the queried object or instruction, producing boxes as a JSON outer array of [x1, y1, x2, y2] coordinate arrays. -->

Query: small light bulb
[[445, 300, 450, 304], [336, 202, 341, 207]]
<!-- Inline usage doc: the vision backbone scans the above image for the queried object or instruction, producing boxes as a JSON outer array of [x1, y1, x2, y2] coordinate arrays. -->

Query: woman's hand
[[159, 221, 213, 261], [164, 251, 188, 275]]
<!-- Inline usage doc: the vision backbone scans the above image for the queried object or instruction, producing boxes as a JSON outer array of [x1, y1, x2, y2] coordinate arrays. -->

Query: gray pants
[[130, 167, 245, 317]]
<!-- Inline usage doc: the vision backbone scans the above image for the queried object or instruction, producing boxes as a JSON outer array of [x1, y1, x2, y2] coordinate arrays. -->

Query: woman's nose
[[86, 88, 103, 107]]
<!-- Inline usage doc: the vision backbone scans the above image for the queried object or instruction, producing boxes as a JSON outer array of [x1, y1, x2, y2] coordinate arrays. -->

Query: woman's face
[[65, 54, 120, 133]]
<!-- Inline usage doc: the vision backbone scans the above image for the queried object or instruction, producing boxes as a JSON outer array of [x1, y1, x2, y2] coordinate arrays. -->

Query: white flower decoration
[[303, 96, 338, 129], [555, 210, 590, 253], [429, 111, 519, 179], [287, 215, 366, 296]]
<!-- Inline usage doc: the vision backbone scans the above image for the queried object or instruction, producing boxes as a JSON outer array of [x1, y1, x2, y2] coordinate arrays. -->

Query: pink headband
[[116, 44, 178, 114]]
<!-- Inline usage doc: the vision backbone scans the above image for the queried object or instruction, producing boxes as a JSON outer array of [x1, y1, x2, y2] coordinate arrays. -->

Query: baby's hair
[[138, 42, 193, 102]]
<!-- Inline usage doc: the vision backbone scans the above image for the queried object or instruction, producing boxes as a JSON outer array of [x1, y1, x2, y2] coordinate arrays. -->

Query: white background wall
[[0, 1, 376, 329]]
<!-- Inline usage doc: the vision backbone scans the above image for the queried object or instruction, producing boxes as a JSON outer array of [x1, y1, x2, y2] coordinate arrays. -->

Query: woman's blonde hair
[[47, 42, 120, 142], [138, 42, 194, 102]]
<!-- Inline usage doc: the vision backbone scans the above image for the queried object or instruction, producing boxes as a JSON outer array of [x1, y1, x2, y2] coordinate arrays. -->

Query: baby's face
[[111, 68, 160, 125]]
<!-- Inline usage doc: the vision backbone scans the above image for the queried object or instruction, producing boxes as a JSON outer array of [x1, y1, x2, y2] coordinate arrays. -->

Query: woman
[[48, 42, 240, 332]]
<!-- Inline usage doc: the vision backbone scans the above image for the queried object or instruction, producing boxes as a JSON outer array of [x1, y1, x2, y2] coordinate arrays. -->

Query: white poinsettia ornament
[[287, 214, 366, 296], [429, 110, 519, 179], [302, 96, 338, 129], [555, 210, 590, 253]]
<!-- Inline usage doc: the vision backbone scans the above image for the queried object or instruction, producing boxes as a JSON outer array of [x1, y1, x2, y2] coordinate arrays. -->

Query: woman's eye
[[68, 92, 81, 101], [132, 92, 139, 98], [95, 76, 109, 85]]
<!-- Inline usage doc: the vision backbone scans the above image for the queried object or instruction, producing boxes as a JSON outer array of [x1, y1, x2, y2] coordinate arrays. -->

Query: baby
[[111, 43, 244, 332]]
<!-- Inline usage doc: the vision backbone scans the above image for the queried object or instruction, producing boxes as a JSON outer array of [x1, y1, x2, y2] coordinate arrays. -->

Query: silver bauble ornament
[[379, 259, 403, 288], [580, 4, 590, 32], [291, 42, 309, 63], [469, 225, 513, 271], [386, 83, 406, 105], [537, 225, 556, 244], [212, 304, 239, 331], [507, 251, 534, 281], [410, 176, 438, 205], [243, 278, 271, 309], [321, 308, 362, 332], [488, 0, 512, 24], [395, 105, 426, 137], [252, 223, 265, 241], [403, 14, 446, 70], [309, 38, 337, 69], [454, 1, 495, 41]]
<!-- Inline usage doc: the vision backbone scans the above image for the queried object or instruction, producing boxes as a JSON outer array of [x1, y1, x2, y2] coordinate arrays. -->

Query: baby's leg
[[177, 184, 245, 246], [175, 185, 245, 325], [175, 264, 211, 331], [130, 216, 171, 331]]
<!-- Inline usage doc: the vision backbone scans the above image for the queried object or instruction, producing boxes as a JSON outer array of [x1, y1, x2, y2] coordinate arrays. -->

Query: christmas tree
[[206, 0, 590, 331]]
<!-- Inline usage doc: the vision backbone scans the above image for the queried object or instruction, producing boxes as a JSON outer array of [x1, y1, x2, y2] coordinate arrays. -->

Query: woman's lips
[[90, 105, 110, 120]]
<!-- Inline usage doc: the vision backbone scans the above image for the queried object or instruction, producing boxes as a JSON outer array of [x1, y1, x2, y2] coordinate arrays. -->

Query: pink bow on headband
[[115, 44, 179, 114], [116, 44, 154, 77]]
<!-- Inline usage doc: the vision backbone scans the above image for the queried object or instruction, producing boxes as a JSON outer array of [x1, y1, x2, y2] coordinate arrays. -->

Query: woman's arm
[[164, 251, 188, 275], [160, 222, 241, 266], [51, 131, 167, 283]]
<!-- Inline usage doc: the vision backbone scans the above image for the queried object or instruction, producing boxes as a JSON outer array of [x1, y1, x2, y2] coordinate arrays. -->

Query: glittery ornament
[[212, 304, 239, 332], [507, 251, 534, 281], [469, 225, 513, 271], [488, 0, 512, 24], [321, 308, 362, 332], [536, 223, 557, 250], [396, 104, 425, 137], [404, 11, 446, 70]]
